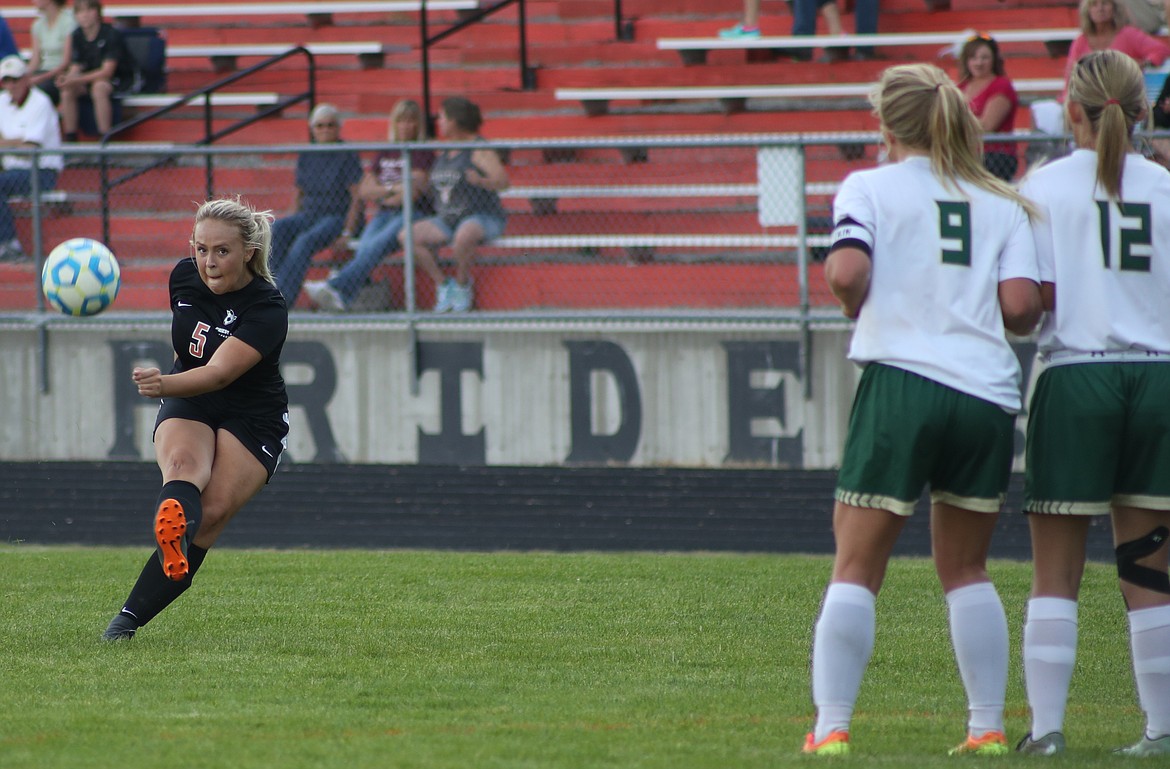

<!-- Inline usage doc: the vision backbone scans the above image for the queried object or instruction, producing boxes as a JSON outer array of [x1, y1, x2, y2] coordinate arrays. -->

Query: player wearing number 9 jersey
[[802, 63, 1041, 758], [101, 196, 290, 642], [1016, 50, 1170, 758]]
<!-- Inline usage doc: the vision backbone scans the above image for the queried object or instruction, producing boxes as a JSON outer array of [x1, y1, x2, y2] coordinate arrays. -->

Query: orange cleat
[[154, 498, 188, 581]]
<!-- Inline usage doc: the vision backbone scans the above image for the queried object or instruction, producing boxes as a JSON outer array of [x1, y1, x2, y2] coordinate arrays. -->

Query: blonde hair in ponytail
[[872, 63, 1037, 218], [1067, 49, 1148, 201], [192, 196, 276, 285]]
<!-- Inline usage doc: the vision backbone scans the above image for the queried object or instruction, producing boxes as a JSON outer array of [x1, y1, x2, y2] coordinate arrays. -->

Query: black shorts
[[154, 398, 289, 481]]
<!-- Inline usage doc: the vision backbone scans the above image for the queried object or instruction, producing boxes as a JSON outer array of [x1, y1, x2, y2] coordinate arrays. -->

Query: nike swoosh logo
[[261, 445, 273, 457], [177, 301, 192, 307]]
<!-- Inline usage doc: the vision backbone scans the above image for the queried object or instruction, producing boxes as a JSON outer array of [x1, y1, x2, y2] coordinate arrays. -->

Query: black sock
[[158, 479, 203, 540], [118, 544, 209, 627]]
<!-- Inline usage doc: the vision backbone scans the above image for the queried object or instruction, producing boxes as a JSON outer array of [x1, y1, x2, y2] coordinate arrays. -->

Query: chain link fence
[[0, 131, 1105, 320]]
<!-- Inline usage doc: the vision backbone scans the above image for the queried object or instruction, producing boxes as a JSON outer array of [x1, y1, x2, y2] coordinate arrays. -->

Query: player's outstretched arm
[[134, 338, 263, 399]]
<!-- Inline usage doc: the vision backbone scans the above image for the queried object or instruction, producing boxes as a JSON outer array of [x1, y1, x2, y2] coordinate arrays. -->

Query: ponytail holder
[[1105, 98, 1120, 106]]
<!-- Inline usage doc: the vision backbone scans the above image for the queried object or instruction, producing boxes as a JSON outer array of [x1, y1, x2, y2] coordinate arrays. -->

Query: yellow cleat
[[803, 731, 851, 756], [949, 731, 1009, 756]]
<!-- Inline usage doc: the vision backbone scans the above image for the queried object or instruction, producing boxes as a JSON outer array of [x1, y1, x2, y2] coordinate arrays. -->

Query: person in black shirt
[[56, 0, 135, 139], [102, 196, 290, 641]]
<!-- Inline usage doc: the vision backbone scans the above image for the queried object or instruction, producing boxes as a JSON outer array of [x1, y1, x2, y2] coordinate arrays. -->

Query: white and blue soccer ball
[[41, 237, 121, 316]]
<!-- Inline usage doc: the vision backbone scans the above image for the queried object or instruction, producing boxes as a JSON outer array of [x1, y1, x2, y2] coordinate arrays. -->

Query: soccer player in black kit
[[103, 196, 289, 641]]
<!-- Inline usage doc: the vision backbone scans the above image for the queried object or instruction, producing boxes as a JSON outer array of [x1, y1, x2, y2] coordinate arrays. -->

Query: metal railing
[[419, 0, 533, 129], [99, 46, 318, 245]]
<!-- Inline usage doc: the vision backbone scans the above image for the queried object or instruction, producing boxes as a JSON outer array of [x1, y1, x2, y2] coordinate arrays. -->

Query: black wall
[[0, 462, 1117, 560]]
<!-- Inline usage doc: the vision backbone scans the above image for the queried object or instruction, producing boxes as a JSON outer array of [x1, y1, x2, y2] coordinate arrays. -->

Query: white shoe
[[449, 280, 474, 313], [433, 279, 455, 313], [1016, 732, 1065, 756], [305, 280, 347, 312], [1114, 734, 1170, 756]]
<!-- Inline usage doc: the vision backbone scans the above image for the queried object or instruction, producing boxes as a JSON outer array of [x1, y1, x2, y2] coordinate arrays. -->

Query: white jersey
[[833, 155, 1038, 411], [0, 87, 63, 172], [1020, 149, 1170, 362]]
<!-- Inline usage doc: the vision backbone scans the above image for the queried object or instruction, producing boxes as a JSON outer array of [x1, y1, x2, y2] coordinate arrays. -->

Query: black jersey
[[168, 258, 288, 418]]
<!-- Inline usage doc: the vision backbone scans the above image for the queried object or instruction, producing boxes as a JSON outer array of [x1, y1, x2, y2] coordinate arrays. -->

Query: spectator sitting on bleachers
[[0, 55, 62, 262], [720, 0, 845, 46], [793, 0, 879, 62], [305, 99, 434, 313], [268, 103, 363, 306], [57, 0, 136, 140], [956, 35, 1019, 181], [28, 0, 76, 106], [411, 96, 508, 314], [1064, 0, 1169, 93], [719, 0, 859, 62]]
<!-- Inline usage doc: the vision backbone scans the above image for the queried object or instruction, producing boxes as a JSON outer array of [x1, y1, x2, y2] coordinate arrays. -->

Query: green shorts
[[1025, 361, 1170, 515], [835, 364, 1016, 516]]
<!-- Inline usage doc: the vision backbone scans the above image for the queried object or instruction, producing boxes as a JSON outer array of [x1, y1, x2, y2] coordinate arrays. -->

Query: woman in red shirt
[[957, 35, 1019, 181]]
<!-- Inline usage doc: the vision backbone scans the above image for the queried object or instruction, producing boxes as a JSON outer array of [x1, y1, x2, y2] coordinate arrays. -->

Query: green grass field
[[0, 546, 1142, 768]]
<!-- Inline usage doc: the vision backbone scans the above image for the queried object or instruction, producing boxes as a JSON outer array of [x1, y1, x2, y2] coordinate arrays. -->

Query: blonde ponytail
[[872, 63, 1037, 218], [1067, 50, 1148, 200]]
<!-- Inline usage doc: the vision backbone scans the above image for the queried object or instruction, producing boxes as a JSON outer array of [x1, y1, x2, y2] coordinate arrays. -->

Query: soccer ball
[[41, 238, 121, 316]]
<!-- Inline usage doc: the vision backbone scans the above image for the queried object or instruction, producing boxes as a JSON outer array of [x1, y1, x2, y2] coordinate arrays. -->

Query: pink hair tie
[[1105, 98, 1121, 106]]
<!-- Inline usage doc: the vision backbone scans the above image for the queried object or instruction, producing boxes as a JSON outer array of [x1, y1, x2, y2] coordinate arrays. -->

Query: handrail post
[[421, 2, 433, 133], [797, 141, 812, 399], [519, 0, 535, 89], [614, 0, 633, 41], [100, 151, 110, 247], [401, 147, 416, 316], [30, 150, 43, 309]]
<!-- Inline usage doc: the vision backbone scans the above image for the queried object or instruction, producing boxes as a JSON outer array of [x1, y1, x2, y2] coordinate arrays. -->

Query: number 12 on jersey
[[1096, 200, 1152, 272]]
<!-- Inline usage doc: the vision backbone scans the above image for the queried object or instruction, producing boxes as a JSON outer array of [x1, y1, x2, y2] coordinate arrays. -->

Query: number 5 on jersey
[[190, 321, 210, 358]]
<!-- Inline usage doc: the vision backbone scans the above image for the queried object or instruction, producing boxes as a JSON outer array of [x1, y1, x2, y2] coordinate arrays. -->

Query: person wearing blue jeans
[[305, 100, 434, 313], [0, 54, 62, 261], [792, 0, 879, 60], [268, 103, 362, 306]]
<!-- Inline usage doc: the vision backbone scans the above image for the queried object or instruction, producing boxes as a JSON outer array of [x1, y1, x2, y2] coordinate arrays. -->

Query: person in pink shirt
[[957, 34, 1020, 181], [1064, 0, 1170, 91]]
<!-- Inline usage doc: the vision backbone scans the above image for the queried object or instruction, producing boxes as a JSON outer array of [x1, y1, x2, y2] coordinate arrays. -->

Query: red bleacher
[[0, 0, 1071, 312]]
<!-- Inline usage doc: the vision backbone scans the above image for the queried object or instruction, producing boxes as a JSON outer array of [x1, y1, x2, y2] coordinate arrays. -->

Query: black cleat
[[101, 613, 139, 641]]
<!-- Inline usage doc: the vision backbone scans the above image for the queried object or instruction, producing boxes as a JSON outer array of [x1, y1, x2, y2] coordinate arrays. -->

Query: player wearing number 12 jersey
[[1016, 50, 1170, 757], [803, 63, 1041, 758], [102, 196, 289, 642]]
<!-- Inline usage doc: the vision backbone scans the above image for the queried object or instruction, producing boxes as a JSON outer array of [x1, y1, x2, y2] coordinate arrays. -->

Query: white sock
[[946, 582, 1008, 736], [811, 582, 876, 742], [1128, 604, 1170, 739], [1023, 596, 1078, 737]]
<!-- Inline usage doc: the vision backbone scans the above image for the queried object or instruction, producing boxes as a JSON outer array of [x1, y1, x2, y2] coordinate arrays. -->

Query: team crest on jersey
[[223, 309, 237, 326]]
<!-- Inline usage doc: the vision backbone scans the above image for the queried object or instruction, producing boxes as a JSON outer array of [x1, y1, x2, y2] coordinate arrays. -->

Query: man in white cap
[[0, 54, 62, 261]]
